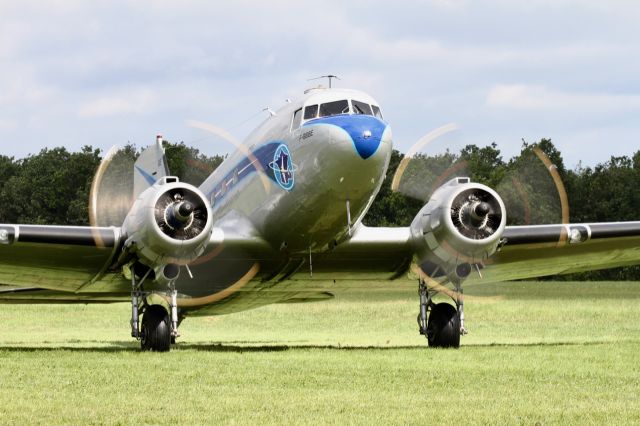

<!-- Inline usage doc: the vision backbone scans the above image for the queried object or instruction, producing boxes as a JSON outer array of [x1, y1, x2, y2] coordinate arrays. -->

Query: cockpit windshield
[[371, 105, 383, 119], [352, 100, 372, 116], [304, 104, 318, 119], [319, 100, 349, 117], [298, 99, 384, 128]]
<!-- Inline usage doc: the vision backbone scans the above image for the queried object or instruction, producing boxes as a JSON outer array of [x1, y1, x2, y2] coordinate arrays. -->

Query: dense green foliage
[[0, 280, 638, 424], [0, 147, 101, 225], [0, 142, 223, 226], [1, 138, 639, 278]]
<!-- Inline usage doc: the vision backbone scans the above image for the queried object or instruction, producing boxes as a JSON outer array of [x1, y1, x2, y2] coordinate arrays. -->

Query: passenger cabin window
[[291, 108, 303, 131], [352, 100, 373, 116], [371, 105, 383, 119], [319, 100, 349, 117], [304, 104, 318, 120]]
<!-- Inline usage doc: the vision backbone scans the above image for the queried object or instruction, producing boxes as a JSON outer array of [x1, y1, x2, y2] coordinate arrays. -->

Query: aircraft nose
[[305, 115, 388, 159], [337, 115, 387, 159]]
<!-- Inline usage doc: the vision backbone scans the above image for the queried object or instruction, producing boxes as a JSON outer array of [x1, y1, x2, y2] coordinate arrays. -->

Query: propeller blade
[[89, 145, 136, 228], [392, 125, 569, 228], [391, 123, 459, 197], [495, 146, 569, 227], [176, 262, 260, 307]]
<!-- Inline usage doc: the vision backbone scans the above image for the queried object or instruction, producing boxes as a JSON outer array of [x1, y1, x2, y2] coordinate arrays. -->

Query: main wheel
[[141, 305, 171, 352], [426, 302, 460, 348]]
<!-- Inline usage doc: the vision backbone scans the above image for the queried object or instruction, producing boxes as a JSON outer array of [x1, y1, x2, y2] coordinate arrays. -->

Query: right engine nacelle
[[410, 177, 506, 280]]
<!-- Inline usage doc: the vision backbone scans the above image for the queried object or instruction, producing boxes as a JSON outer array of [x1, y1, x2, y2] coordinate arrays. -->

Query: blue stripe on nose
[[303, 115, 386, 159]]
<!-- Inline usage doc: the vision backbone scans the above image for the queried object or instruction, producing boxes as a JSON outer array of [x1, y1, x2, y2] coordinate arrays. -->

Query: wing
[[0, 224, 123, 292], [0, 217, 272, 304], [472, 222, 640, 283], [298, 221, 640, 282], [3, 220, 640, 295]]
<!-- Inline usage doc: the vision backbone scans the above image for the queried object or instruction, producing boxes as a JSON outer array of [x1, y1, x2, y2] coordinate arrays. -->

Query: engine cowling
[[410, 177, 506, 280], [121, 177, 213, 270]]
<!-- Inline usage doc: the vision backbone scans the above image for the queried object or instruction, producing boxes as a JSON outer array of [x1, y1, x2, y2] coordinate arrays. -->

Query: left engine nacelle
[[410, 177, 506, 280], [121, 177, 213, 268]]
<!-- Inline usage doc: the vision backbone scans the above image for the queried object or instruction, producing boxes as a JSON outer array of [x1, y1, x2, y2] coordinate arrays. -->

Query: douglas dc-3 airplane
[[2, 84, 640, 351]]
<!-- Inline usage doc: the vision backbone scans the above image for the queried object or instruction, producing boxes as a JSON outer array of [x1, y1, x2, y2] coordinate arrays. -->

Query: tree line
[[1, 139, 639, 280]]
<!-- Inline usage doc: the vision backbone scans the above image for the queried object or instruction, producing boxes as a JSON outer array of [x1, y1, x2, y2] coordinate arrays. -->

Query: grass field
[[0, 280, 639, 424]]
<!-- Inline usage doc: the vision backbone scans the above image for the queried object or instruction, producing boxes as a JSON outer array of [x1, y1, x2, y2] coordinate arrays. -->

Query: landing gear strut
[[169, 283, 179, 340], [417, 279, 430, 337], [130, 267, 150, 339], [417, 279, 464, 348], [129, 266, 180, 352]]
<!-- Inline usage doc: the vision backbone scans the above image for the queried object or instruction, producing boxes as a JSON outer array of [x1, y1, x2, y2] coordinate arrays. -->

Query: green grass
[[1, 280, 639, 424]]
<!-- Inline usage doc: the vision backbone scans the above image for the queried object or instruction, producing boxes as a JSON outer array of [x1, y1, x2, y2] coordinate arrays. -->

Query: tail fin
[[134, 135, 170, 198]]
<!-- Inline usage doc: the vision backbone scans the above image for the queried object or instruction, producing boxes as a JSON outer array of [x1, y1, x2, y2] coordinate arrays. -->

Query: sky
[[1, 0, 639, 168]]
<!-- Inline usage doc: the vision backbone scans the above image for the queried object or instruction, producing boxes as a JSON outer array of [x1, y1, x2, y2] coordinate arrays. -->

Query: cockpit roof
[[300, 87, 380, 109]]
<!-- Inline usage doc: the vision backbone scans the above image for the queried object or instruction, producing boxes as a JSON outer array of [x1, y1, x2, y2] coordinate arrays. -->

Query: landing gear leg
[[131, 288, 140, 339], [417, 278, 462, 348], [138, 285, 179, 352], [130, 267, 151, 339], [417, 279, 432, 336], [453, 281, 468, 336], [128, 266, 172, 351], [169, 283, 180, 343]]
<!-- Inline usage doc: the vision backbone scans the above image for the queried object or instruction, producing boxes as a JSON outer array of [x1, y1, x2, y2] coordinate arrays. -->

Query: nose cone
[[304, 115, 388, 159]]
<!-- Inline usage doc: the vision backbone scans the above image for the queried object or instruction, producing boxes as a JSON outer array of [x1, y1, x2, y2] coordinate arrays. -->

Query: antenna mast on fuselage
[[307, 74, 340, 89]]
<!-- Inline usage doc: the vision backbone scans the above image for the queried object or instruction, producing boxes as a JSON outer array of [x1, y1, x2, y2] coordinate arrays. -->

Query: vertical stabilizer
[[134, 135, 170, 198]]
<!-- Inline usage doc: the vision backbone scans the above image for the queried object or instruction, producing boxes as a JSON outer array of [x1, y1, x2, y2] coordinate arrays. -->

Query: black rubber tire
[[141, 305, 171, 352], [426, 303, 460, 348]]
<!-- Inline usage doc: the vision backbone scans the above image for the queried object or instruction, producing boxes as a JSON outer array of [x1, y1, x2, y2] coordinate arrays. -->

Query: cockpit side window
[[291, 108, 303, 131], [352, 100, 373, 116], [304, 104, 318, 120], [319, 100, 349, 117], [371, 105, 383, 119]]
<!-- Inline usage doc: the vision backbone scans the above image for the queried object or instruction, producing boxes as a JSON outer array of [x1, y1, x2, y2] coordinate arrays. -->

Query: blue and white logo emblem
[[269, 144, 295, 191]]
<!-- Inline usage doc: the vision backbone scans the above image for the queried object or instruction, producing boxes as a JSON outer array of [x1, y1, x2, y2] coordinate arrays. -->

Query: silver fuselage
[[201, 88, 392, 254]]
